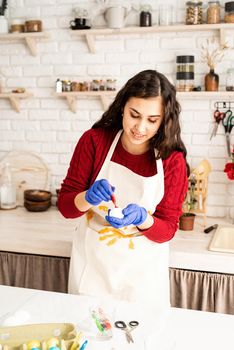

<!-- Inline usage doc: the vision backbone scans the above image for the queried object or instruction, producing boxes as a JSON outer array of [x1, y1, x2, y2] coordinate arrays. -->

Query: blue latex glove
[[85, 179, 115, 206], [106, 204, 147, 228]]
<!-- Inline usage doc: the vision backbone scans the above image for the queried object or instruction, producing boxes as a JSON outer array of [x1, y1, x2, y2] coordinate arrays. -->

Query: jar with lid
[[140, 5, 152, 27], [176, 55, 195, 92], [224, 1, 234, 23], [106, 79, 116, 91], [226, 68, 234, 91], [62, 80, 71, 92], [186, 1, 203, 25], [207, 1, 221, 24]]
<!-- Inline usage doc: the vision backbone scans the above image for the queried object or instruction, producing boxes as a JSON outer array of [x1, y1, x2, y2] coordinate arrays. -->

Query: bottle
[[56, 78, 62, 93], [0, 163, 17, 209]]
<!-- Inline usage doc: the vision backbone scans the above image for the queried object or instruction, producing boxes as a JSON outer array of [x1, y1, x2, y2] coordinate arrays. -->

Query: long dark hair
[[93, 69, 187, 162]]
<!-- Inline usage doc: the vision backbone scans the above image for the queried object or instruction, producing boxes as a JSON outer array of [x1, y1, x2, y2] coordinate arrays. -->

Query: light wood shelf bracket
[[66, 95, 77, 114], [25, 37, 37, 56], [0, 92, 33, 112], [54, 91, 115, 112], [0, 32, 50, 56], [85, 34, 95, 53]]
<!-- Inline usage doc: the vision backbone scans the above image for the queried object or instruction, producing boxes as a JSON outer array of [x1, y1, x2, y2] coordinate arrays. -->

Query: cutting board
[[0, 151, 50, 206]]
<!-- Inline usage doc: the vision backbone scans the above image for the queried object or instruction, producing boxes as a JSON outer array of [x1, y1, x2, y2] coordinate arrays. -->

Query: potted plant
[[179, 174, 197, 231], [201, 38, 229, 91]]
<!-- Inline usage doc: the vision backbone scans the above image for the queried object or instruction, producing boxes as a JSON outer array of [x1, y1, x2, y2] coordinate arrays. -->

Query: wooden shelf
[[54, 90, 234, 113], [177, 91, 234, 99], [54, 91, 116, 112], [0, 32, 50, 56], [71, 23, 234, 53], [0, 92, 34, 112]]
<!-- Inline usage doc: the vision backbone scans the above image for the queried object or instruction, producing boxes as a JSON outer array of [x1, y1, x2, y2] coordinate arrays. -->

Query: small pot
[[179, 213, 196, 231]]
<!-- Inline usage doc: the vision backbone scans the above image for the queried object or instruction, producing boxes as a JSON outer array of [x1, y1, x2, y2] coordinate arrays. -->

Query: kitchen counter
[[0, 285, 234, 350], [0, 207, 234, 274]]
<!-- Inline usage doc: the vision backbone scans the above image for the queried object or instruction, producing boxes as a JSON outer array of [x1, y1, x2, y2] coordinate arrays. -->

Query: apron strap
[[104, 130, 122, 163]]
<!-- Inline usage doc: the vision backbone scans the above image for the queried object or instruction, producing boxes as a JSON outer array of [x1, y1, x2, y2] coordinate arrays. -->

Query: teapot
[[104, 3, 132, 29]]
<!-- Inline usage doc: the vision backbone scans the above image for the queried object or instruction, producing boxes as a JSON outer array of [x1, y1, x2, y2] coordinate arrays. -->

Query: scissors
[[114, 320, 139, 343], [210, 109, 225, 140], [222, 109, 234, 156]]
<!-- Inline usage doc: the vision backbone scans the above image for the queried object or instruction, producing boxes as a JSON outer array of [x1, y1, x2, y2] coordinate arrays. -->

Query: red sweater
[[58, 128, 188, 243]]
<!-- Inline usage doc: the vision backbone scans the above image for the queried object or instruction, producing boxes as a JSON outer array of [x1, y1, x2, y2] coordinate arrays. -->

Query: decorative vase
[[0, 15, 8, 33], [205, 68, 219, 91]]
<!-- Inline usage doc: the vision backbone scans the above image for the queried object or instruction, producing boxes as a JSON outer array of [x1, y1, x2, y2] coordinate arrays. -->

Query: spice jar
[[62, 80, 71, 92], [176, 55, 195, 92], [106, 79, 116, 91], [140, 5, 152, 27], [226, 68, 234, 91], [186, 1, 203, 24], [224, 1, 234, 23], [207, 1, 221, 24]]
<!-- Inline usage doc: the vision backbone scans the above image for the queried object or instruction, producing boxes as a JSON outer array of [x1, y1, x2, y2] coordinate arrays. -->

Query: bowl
[[24, 198, 51, 212], [24, 189, 52, 202]]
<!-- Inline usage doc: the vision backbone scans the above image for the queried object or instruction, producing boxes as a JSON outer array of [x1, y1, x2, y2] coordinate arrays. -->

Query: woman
[[58, 70, 188, 309]]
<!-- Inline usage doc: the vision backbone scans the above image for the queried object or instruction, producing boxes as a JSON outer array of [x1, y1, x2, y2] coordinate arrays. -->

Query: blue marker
[[80, 340, 88, 350]]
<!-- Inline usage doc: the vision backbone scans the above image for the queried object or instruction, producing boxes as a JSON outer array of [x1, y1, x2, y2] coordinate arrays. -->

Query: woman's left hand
[[106, 203, 147, 228]]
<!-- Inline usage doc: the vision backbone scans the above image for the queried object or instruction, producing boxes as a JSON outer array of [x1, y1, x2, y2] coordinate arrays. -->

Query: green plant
[[182, 174, 198, 215], [0, 0, 7, 16]]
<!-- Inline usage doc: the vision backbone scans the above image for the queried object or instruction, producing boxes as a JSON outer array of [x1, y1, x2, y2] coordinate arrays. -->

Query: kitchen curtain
[[170, 268, 234, 315], [0, 251, 233, 314], [0, 251, 69, 293]]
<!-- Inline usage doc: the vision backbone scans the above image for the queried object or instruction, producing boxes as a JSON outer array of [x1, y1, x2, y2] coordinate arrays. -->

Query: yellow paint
[[98, 205, 108, 212], [129, 239, 134, 249], [86, 209, 94, 222], [107, 237, 119, 246]]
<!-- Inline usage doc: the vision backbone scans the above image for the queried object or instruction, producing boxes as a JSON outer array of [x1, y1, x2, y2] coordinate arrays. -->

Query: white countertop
[[0, 285, 233, 350], [0, 207, 234, 274]]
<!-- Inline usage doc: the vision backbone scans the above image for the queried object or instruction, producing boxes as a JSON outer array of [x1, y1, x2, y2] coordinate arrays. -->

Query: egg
[[108, 208, 124, 219], [27, 340, 40, 350]]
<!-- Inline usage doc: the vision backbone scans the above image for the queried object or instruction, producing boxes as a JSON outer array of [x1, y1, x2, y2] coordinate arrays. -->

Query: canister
[[224, 1, 234, 23], [186, 1, 203, 24], [207, 1, 221, 24], [176, 55, 195, 92]]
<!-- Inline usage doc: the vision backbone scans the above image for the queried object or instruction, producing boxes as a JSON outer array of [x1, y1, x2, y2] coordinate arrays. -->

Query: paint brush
[[111, 194, 118, 208]]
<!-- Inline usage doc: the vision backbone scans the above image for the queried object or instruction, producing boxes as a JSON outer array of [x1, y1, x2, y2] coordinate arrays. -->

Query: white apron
[[68, 131, 170, 308]]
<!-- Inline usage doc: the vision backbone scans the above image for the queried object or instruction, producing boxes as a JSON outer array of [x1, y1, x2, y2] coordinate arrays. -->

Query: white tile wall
[[0, 0, 233, 219]]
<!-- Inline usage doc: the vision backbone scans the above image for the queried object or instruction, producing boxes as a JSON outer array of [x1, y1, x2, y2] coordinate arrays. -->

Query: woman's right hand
[[85, 179, 115, 206]]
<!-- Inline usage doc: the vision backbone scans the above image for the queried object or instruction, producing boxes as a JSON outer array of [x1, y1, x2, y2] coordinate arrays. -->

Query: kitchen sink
[[209, 225, 234, 254]]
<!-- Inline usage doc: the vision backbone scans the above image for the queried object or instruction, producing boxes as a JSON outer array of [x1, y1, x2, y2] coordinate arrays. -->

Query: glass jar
[[62, 80, 71, 92], [224, 1, 234, 23], [207, 1, 221, 24], [186, 1, 203, 25], [0, 163, 17, 210], [226, 68, 234, 91], [140, 5, 152, 27], [106, 79, 116, 91], [176, 55, 195, 92]]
